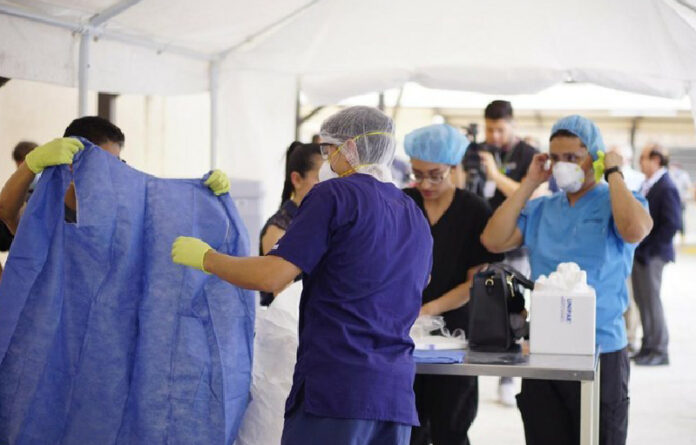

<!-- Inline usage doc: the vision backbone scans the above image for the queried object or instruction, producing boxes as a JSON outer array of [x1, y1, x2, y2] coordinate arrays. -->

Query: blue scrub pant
[[281, 399, 411, 445]]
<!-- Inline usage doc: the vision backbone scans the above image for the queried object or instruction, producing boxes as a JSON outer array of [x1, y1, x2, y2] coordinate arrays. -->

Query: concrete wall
[[0, 79, 211, 183]]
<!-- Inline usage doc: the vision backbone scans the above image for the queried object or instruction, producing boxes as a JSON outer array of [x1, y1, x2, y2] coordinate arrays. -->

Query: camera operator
[[463, 101, 539, 209], [462, 100, 541, 406]]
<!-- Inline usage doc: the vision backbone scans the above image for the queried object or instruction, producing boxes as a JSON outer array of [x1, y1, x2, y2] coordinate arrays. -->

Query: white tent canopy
[[2, 0, 696, 210], [3, 0, 696, 99], [233, 0, 696, 103]]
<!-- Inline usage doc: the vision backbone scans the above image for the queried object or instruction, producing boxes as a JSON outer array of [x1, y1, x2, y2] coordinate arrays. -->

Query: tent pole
[[294, 78, 325, 142], [78, 33, 90, 117], [295, 78, 301, 141], [0, 4, 82, 32], [219, 0, 322, 57], [0, 4, 213, 62], [77, 0, 143, 117], [209, 60, 220, 170], [689, 83, 696, 139], [392, 85, 404, 121], [90, 0, 141, 26], [629, 117, 642, 163]]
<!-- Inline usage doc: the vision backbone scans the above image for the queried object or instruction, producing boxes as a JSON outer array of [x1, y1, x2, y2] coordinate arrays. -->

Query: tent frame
[[0, 0, 320, 169], [2, 0, 694, 167], [0, 0, 323, 169]]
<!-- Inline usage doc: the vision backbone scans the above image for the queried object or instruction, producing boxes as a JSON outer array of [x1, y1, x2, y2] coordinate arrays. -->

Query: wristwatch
[[604, 166, 624, 182]]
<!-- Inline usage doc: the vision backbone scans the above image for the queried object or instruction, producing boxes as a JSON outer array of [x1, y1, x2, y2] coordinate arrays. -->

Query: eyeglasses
[[549, 152, 588, 164], [410, 169, 451, 184], [319, 143, 339, 160]]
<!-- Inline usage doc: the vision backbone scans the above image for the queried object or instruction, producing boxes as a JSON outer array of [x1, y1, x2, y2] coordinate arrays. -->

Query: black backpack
[[468, 263, 534, 352]]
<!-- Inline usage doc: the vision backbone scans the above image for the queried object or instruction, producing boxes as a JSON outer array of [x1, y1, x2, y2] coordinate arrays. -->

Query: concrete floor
[[468, 249, 696, 445]]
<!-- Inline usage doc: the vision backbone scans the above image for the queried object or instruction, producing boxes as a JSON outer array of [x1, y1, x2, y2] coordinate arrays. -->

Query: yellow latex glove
[[204, 169, 230, 196], [593, 151, 605, 183], [171, 236, 213, 272], [25, 138, 84, 174]]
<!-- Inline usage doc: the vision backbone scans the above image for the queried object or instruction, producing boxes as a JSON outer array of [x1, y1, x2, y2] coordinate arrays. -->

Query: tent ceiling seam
[[0, 3, 216, 61], [89, 0, 141, 27], [218, 0, 323, 60]]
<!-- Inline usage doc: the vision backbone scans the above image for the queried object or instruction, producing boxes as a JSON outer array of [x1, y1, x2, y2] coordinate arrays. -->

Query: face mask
[[552, 161, 585, 193], [318, 161, 339, 182]]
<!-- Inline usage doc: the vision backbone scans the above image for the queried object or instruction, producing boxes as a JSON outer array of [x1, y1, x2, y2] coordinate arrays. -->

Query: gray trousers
[[631, 258, 670, 355], [623, 278, 640, 347]]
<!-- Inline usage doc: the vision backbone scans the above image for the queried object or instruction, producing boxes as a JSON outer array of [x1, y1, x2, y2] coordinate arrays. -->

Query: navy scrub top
[[270, 173, 433, 426]]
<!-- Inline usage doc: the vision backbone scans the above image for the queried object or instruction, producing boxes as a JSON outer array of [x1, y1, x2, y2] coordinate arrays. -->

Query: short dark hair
[[12, 141, 38, 163], [549, 129, 587, 148], [648, 148, 669, 167], [63, 116, 125, 147], [484, 100, 513, 121]]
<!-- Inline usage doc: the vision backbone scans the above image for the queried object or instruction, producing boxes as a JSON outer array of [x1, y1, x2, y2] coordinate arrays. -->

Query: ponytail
[[280, 141, 321, 207]]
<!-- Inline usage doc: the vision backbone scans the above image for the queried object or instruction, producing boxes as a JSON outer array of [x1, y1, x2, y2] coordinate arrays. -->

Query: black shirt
[[0, 220, 13, 252], [0, 181, 76, 254], [259, 200, 299, 306], [0, 204, 76, 254], [65, 206, 77, 224], [464, 139, 538, 211], [403, 188, 503, 333], [259, 200, 298, 255]]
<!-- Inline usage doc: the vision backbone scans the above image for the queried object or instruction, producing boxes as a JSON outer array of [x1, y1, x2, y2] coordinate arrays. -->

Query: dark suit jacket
[[635, 172, 682, 264]]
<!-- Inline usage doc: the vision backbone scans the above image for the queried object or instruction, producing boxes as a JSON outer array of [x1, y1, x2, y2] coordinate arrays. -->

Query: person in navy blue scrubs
[[172, 106, 433, 445]]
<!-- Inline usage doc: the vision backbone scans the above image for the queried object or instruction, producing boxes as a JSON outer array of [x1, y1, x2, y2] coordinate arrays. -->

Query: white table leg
[[593, 360, 600, 444], [580, 360, 601, 445]]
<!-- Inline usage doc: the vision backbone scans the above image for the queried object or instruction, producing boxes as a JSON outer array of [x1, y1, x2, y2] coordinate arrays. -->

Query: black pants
[[516, 349, 630, 445], [410, 375, 478, 445]]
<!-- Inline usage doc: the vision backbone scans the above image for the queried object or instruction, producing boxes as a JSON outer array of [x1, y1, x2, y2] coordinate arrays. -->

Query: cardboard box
[[530, 288, 596, 355]]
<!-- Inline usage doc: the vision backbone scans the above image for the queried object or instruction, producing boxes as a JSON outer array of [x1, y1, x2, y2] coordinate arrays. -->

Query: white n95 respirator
[[552, 162, 585, 193], [318, 161, 339, 182]]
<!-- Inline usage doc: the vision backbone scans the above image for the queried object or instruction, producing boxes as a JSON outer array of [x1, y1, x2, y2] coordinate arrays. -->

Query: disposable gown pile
[[0, 142, 254, 444]]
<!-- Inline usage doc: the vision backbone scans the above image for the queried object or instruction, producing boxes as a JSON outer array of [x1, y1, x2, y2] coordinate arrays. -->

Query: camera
[[463, 123, 478, 143], [464, 141, 503, 197]]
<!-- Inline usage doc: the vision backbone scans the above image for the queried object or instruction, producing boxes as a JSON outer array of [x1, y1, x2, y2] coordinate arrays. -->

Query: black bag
[[468, 263, 534, 352]]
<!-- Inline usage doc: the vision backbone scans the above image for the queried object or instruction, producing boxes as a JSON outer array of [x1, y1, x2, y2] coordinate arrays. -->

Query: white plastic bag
[[235, 282, 302, 445], [410, 315, 467, 350]]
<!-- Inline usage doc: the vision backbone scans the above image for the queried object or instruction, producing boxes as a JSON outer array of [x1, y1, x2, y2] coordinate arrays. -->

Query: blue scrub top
[[270, 174, 433, 426], [517, 183, 648, 353]]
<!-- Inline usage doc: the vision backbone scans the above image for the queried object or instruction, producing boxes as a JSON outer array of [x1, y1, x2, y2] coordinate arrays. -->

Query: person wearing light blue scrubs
[[481, 115, 653, 445]]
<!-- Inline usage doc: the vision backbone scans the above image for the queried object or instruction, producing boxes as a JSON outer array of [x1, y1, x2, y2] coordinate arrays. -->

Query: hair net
[[404, 124, 469, 165], [319, 106, 395, 182], [551, 115, 606, 160]]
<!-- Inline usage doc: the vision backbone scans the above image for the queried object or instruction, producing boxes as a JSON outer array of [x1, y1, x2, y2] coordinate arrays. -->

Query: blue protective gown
[[0, 142, 254, 444]]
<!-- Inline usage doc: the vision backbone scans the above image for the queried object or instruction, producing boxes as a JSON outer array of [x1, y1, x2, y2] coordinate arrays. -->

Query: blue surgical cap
[[404, 124, 469, 166], [551, 115, 606, 160]]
